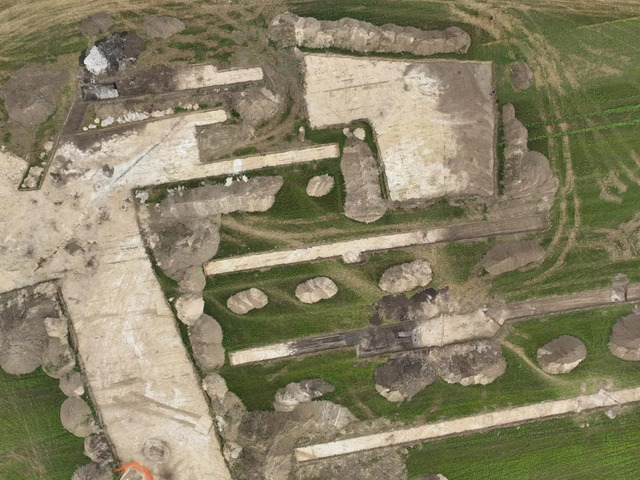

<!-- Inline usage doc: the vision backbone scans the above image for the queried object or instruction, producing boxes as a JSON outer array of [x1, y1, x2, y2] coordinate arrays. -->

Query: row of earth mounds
[[374, 295, 640, 402], [0, 283, 116, 477], [136, 165, 411, 477], [205, 373, 408, 479], [374, 333, 589, 402], [140, 176, 283, 281], [226, 260, 432, 318], [0, 283, 77, 379], [225, 277, 339, 315], [269, 11, 470, 55]]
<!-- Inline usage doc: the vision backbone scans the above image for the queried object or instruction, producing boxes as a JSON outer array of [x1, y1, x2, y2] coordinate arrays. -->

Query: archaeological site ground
[[2, 1, 640, 479]]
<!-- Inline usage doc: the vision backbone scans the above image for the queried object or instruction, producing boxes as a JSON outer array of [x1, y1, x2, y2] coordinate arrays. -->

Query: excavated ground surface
[[303, 53, 496, 204], [0, 108, 239, 479]]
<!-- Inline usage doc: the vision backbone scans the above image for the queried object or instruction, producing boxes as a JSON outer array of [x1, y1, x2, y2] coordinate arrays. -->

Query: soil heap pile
[[269, 12, 470, 55], [536, 335, 587, 374]]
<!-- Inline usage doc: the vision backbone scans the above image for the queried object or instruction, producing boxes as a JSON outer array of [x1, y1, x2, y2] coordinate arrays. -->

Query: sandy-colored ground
[[302, 53, 496, 203], [295, 386, 640, 461], [1, 108, 239, 479], [174, 64, 264, 90]]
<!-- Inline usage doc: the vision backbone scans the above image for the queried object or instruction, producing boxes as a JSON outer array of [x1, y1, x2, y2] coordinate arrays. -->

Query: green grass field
[[0, 369, 87, 480], [406, 404, 640, 479]]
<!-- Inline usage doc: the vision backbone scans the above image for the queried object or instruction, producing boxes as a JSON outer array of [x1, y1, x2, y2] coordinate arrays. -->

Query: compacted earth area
[[2, 2, 640, 480]]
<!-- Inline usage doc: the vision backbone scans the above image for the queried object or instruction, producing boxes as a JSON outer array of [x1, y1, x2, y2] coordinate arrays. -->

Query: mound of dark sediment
[[537, 335, 587, 374], [0, 65, 68, 128], [374, 350, 436, 402], [483, 240, 545, 276], [142, 15, 185, 39], [80, 32, 144, 76], [610, 310, 640, 360], [0, 284, 58, 375], [80, 12, 114, 36], [510, 61, 533, 91]]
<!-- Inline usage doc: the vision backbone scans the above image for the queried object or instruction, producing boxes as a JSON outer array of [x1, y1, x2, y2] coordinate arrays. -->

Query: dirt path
[[500, 340, 569, 385], [527, 123, 581, 285]]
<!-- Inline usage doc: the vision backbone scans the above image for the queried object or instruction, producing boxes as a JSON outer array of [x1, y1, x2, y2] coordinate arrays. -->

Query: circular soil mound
[[60, 397, 95, 437], [610, 311, 640, 360], [0, 65, 68, 128], [142, 15, 185, 39], [306, 174, 335, 197], [537, 335, 586, 374], [80, 12, 114, 36], [295, 277, 338, 304]]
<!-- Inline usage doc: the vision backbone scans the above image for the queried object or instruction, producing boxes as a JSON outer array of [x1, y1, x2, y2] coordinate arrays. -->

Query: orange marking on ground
[[114, 461, 154, 480]]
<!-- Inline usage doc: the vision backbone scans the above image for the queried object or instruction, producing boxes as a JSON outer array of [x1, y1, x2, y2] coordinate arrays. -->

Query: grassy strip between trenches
[[221, 304, 640, 423], [215, 159, 465, 259], [207, 241, 489, 351], [0, 369, 87, 480]]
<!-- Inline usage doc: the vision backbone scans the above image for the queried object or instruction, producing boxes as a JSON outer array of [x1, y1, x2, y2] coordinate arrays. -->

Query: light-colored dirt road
[[295, 386, 640, 462]]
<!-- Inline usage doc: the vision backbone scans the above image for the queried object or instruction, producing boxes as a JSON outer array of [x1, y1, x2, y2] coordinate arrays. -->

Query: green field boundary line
[[498, 117, 640, 146], [525, 103, 640, 128], [524, 102, 640, 128]]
